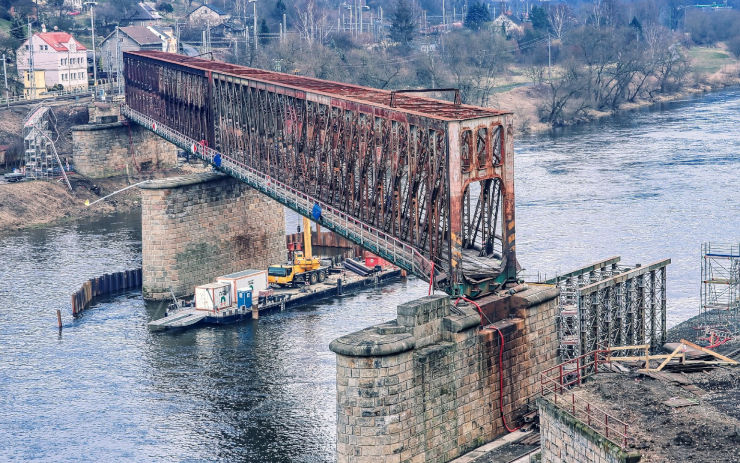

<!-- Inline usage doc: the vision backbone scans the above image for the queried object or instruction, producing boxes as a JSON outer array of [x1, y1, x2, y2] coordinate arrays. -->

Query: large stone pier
[[330, 286, 559, 463], [140, 172, 285, 300], [71, 103, 177, 178]]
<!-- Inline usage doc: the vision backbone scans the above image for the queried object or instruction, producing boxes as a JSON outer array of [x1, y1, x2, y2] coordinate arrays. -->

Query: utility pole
[[442, 0, 447, 30], [85, 1, 98, 101], [250, 0, 258, 51], [547, 34, 552, 80], [28, 21, 35, 99], [2, 54, 8, 107], [116, 26, 122, 95]]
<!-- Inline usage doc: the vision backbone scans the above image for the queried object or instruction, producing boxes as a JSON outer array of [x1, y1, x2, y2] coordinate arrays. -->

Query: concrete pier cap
[[140, 172, 285, 300], [330, 285, 559, 463]]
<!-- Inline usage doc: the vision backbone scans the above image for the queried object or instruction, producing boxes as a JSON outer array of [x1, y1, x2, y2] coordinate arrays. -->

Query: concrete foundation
[[71, 121, 177, 178], [329, 286, 559, 463], [140, 172, 285, 300]]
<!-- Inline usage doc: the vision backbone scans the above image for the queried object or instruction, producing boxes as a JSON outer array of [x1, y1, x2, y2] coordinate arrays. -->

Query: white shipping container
[[195, 282, 232, 311], [217, 269, 268, 303]]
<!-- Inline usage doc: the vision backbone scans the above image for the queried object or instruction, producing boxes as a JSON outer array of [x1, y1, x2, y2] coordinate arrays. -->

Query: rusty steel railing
[[122, 105, 435, 281], [540, 350, 631, 449]]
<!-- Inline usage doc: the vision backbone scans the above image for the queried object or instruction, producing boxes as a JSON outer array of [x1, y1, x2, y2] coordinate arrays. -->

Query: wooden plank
[[607, 344, 650, 351], [653, 343, 684, 372], [679, 339, 739, 364], [608, 354, 685, 362]]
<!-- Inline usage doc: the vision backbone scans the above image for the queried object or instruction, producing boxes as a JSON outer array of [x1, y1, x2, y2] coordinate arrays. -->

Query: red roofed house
[[16, 31, 88, 97]]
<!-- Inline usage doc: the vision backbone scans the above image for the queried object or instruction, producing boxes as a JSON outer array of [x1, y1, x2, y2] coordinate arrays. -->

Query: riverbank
[[495, 46, 740, 134], [0, 168, 205, 233]]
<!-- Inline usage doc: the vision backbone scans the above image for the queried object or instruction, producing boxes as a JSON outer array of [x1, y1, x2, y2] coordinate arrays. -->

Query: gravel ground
[[576, 371, 740, 463]]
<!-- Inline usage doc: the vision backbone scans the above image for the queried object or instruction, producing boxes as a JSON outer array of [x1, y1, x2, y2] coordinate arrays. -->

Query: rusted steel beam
[[123, 51, 518, 297]]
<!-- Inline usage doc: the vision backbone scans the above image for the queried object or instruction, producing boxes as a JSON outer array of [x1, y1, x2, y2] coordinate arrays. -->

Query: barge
[[148, 266, 401, 331]]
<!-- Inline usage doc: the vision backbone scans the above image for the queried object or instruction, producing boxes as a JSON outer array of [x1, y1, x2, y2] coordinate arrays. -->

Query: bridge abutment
[[140, 172, 285, 300], [329, 286, 559, 463]]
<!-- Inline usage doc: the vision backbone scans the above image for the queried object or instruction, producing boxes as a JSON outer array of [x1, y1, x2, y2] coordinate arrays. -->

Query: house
[[491, 13, 524, 37], [187, 4, 230, 26], [148, 25, 178, 53], [128, 2, 162, 26], [210, 21, 246, 40], [16, 31, 88, 96], [99, 26, 173, 78]]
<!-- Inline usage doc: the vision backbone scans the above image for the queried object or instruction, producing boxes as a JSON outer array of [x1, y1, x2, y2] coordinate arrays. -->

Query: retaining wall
[[329, 286, 559, 463], [538, 398, 641, 463], [140, 172, 285, 300]]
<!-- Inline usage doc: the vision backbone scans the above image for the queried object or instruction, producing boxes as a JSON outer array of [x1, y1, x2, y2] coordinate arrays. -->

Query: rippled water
[[515, 89, 740, 327], [1, 89, 738, 461]]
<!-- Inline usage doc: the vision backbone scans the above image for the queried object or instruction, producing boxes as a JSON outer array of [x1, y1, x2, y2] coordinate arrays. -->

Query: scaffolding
[[699, 242, 740, 340], [22, 105, 71, 190], [546, 257, 670, 362]]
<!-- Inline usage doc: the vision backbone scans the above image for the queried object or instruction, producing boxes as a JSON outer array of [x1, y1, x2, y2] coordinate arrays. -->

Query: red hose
[[456, 296, 521, 433]]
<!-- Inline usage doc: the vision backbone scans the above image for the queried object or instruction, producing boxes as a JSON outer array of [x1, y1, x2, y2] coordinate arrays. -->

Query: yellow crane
[[268, 217, 328, 286]]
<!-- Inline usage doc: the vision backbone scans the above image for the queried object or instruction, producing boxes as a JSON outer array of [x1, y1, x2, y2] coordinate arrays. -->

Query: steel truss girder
[[122, 51, 518, 296]]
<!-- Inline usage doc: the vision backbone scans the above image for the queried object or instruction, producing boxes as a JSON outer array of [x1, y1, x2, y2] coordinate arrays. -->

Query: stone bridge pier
[[140, 172, 285, 300], [330, 286, 559, 463]]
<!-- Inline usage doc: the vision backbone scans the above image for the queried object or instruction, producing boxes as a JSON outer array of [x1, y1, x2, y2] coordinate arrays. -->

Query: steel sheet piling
[[68, 268, 143, 318]]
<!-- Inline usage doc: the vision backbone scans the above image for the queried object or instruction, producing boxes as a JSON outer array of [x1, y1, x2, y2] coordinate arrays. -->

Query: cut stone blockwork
[[330, 286, 559, 463], [538, 398, 641, 463], [140, 172, 285, 300], [72, 121, 177, 178]]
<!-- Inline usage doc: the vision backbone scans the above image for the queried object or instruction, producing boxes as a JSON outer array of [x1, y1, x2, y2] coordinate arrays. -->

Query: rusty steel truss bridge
[[121, 51, 518, 297]]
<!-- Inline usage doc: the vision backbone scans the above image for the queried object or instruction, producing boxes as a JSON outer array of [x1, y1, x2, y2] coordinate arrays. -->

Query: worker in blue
[[312, 202, 322, 222], [213, 152, 222, 167]]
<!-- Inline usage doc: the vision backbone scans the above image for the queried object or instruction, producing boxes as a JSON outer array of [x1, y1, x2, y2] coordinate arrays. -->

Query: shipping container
[[217, 269, 268, 305], [195, 282, 232, 311]]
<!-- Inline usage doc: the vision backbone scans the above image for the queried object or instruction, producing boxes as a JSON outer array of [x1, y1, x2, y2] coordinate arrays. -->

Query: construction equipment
[[268, 217, 329, 287]]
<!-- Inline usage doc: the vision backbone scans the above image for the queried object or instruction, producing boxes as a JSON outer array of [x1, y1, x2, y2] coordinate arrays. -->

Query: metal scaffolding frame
[[547, 257, 670, 362], [700, 242, 740, 338], [22, 105, 71, 190]]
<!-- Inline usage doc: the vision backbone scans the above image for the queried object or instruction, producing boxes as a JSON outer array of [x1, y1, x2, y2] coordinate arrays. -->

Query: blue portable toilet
[[237, 289, 253, 309]]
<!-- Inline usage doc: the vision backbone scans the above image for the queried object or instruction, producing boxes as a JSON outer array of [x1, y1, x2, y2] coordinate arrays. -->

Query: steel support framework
[[700, 242, 740, 337], [547, 258, 670, 361], [122, 51, 519, 297]]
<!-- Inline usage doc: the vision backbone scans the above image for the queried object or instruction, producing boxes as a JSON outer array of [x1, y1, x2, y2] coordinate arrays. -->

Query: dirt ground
[[576, 367, 740, 463], [0, 167, 205, 232]]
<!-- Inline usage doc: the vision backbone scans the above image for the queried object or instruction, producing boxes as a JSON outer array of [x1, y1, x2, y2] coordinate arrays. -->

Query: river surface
[[1, 89, 738, 461]]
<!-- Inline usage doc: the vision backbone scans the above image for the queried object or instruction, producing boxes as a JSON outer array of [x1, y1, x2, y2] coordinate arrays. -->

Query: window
[[62, 74, 67, 81]]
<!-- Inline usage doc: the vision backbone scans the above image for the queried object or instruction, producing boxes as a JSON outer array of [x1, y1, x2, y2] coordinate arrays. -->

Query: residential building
[[16, 31, 88, 96], [187, 4, 230, 26], [491, 13, 524, 37], [128, 2, 162, 26], [99, 26, 175, 80]]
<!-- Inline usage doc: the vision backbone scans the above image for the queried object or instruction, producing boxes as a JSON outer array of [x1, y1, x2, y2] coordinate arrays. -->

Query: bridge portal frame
[[123, 51, 518, 297]]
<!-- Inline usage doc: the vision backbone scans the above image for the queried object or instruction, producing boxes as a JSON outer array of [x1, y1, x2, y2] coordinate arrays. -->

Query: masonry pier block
[[330, 286, 559, 463], [140, 172, 285, 300], [72, 119, 177, 178]]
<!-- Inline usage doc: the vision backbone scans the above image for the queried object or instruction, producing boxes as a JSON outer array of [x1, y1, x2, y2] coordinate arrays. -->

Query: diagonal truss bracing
[[122, 50, 519, 297]]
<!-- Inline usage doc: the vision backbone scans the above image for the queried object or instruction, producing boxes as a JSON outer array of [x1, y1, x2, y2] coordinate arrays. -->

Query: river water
[[1, 89, 738, 461]]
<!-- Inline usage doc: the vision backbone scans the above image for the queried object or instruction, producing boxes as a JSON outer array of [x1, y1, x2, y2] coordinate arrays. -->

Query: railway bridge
[[121, 50, 518, 298]]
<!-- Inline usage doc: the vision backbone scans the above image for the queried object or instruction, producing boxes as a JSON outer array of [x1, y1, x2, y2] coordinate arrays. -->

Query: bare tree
[[442, 30, 511, 106], [295, 0, 332, 45], [548, 4, 573, 41], [538, 60, 586, 125]]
